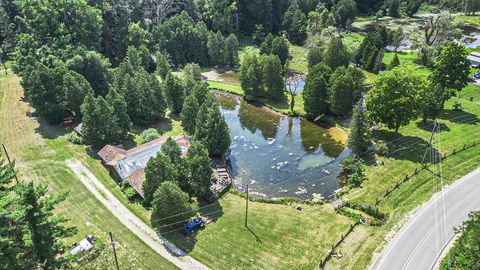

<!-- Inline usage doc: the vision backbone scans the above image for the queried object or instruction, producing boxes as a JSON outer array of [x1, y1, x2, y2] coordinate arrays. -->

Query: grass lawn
[[455, 14, 480, 27], [327, 83, 480, 269], [0, 74, 177, 270], [289, 44, 309, 73]]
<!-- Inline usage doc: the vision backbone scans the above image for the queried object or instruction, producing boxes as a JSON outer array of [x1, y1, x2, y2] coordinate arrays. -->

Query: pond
[[216, 92, 350, 200], [460, 24, 480, 49]]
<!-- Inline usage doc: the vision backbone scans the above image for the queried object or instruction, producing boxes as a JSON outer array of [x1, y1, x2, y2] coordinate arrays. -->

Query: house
[[98, 135, 190, 197], [467, 52, 480, 68]]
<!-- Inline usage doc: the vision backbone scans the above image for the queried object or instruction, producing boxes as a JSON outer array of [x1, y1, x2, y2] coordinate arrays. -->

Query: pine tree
[[282, 0, 307, 45], [224, 34, 239, 67], [161, 137, 182, 164], [323, 36, 351, 70], [348, 100, 371, 154], [207, 31, 226, 66], [63, 70, 93, 117], [81, 93, 119, 147], [106, 88, 132, 140], [373, 48, 385, 74], [263, 55, 285, 100], [151, 181, 192, 225], [303, 64, 329, 120], [388, 53, 400, 70], [271, 36, 290, 66], [186, 142, 213, 198], [328, 70, 356, 116], [181, 95, 200, 135], [143, 154, 178, 204], [155, 51, 171, 80], [205, 107, 231, 156], [165, 72, 185, 114]]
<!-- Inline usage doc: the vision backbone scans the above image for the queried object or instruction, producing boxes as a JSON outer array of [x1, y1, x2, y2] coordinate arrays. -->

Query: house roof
[[74, 123, 83, 135], [98, 135, 190, 195]]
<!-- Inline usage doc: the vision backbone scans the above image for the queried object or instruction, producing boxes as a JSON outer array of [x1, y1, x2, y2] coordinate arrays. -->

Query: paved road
[[372, 167, 480, 270], [66, 159, 209, 270]]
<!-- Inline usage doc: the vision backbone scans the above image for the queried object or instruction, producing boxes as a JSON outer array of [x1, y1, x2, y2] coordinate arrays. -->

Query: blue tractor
[[182, 216, 205, 236]]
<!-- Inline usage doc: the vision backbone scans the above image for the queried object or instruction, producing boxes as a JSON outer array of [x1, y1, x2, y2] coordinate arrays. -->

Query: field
[[0, 73, 177, 269]]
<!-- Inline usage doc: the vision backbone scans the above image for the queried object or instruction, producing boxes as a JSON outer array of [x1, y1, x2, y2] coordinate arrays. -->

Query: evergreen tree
[[81, 93, 119, 147], [323, 36, 351, 70], [155, 51, 171, 80], [205, 107, 231, 156], [161, 137, 182, 164], [271, 36, 290, 66], [67, 51, 112, 97], [263, 55, 285, 100], [240, 54, 264, 101], [328, 68, 356, 116], [282, 0, 307, 45], [373, 48, 386, 74], [106, 88, 132, 140], [181, 95, 200, 135], [207, 31, 226, 66], [143, 154, 178, 204], [224, 34, 239, 67], [260, 33, 274, 55], [303, 64, 329, 120], [152, 181, 192, 225], [307, 47, 323, 68], [348, 100, 371, 154], [204, 0, 237, 34], [388, 53, 400, 70], [165, 73, 186, 114], [63, 70, 93, 117], [332, 0, 357, 28], [389, 0, 400, 18], [186, 142, 213, 198]]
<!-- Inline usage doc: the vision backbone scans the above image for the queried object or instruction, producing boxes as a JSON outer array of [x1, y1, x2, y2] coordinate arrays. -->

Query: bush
[[67, 131, 83, 144], [374, 141, 389, 156], [140, 128, 160, 142], [340, 155, 366, 187], [120, 179, 139, 201]]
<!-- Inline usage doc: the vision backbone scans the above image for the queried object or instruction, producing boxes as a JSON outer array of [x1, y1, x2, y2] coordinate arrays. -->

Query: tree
[[366, 66, 427, 133], [390, 27, 404, 52], [63, 70, 93, 117], [431, 42, 470, 103], [332, 0, 356, 28], [240, 54, 264, 101], [204, 0, 237, 34], [127, 22, 151, 48], [348, 100, 371, 154], [260, 33, 274, 55], [420, 83, 445, 123], [388, 0, 400, 18], [388, 53, 400, 70], [263, 55, 285, 100], [271, 36, 290, 66], [307, 47, 323, 68], [372, 48, 385, 74], [156, 51, 171, 80], [186, 142, 213, 198], [152, 181, 192, 225], [406, 0, 422, 17], [340, 155, 366, 187], [224, 34, 239, 67], [282, 0, 307, 45], [181, 95, 200, 135], [0, 157, 77, 269], [80, 93, 120, 147], [165, 73, 186, 114], [21, 63, 66, 124], [323, 36, 351, 70], [207, 31, 226, 66], [328, 67, 356, 116], [194, 104, 231, 157], [143, 155, 178, 204], [106, 88, 132, 140], [67, 51, 112, 97], [303, 64, 330, 120], [162, 137, 182, 164]]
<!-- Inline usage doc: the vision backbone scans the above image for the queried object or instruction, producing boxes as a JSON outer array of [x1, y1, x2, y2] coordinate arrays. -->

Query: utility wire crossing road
[[66, 159, 210, 270], [372, 167, 480, 270]]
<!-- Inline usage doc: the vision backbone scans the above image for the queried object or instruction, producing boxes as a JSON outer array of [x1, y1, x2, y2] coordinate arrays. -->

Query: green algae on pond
[[216, 92, 350, 200]]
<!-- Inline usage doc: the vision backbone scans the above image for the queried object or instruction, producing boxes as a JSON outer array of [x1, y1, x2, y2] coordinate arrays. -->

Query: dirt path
[[66, 159, 210, 270]]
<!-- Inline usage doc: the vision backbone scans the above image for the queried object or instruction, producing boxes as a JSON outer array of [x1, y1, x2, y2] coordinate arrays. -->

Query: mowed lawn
[[328, 84, 480, 269], [0, 74, 177, 270], [1, 73, 354, 269]]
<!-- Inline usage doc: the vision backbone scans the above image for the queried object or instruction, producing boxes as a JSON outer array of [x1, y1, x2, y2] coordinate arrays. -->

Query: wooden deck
[[210, 158, 232, 195]]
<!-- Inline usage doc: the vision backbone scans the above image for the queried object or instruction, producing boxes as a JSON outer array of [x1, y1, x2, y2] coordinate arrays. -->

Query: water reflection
[[216, 92, 350, 200]]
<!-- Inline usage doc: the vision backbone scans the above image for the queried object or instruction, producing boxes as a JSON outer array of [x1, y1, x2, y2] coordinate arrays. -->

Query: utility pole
[[245, 184, 249, 227], [109, 232, 120, 270], [2, 144, 18, 184]]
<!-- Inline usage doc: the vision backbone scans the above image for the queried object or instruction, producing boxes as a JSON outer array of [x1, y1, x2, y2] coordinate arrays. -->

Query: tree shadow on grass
[[415, 121, 450, 132], [34, 116, 70, 139], [373, 130, 439, 163], [439, 109, 480, 125], [153, 198, 224, 254]]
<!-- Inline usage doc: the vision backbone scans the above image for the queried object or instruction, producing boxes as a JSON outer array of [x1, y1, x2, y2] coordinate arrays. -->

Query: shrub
[[67, 131, 83, 144], [140, 128, 160, 142], [374, 141, 389, 156], [340, 155, 366, 187]]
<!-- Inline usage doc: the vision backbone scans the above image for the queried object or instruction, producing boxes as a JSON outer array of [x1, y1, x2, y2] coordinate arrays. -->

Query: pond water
[[460, 24, 480, 49], [216, 92, 350, 200]]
